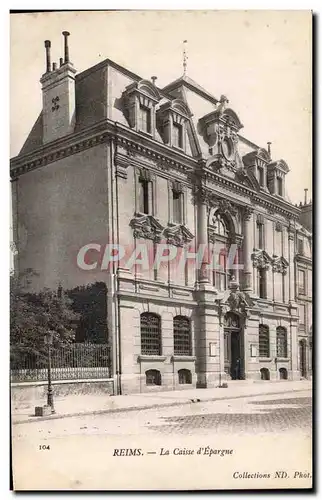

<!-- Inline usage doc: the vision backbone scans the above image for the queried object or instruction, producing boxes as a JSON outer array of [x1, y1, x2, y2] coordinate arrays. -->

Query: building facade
[[10, 33, 312, 394]]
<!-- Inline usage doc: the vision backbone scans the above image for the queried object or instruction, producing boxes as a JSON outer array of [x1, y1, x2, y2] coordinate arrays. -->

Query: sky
[[10, 10, 312, 203]]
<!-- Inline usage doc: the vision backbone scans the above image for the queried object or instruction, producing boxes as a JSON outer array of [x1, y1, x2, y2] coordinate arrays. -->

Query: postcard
[[10, 10, 312, 491]]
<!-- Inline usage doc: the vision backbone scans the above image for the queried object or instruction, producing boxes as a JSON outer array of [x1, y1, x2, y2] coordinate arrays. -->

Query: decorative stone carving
[[114, 152, 130, 179], [129, 213, 164, 242], [229, 234, 244, 248], [163, 223, 194, 247], [218, 277, 254, 315], [217, 199, 237, 217], [251, 250, 272, 270], [272, 256, 289, 275], [193, 186, 212, 205], [243, 206, 254, 221]]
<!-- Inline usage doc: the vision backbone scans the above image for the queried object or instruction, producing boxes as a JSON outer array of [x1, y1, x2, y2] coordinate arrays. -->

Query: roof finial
[[183, 40, 188, 76]]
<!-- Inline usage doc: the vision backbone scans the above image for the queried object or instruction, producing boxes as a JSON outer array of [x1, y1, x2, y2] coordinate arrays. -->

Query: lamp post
[[45, 332, 55, 414]]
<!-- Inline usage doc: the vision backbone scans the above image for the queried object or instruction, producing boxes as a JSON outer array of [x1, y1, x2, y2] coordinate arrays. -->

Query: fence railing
[[10, 343, 111, 382]]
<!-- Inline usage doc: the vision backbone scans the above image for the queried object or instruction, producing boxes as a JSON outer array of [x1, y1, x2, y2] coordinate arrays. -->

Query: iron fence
[[11, 343, 111, 382]]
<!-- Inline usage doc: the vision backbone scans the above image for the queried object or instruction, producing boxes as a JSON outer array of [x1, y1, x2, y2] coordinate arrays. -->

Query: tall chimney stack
[[62, 31, 70, 64], [267, 141, 272, 158], [44, 40, 51, 73], [304, 188, 308, 205], [40, 30, 76, 144]]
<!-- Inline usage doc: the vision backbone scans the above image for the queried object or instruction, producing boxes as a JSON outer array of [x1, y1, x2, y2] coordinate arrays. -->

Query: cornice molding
[[204, 170, 299, 220], [10, 119, 300, 222]]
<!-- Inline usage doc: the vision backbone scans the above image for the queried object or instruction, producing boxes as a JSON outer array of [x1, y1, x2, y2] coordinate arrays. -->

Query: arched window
[[276, 327, 287, 358], [140, 313, 161, 355], [279, 368, 288, 380], [146, 369, 161, 386], [259, 325, 270, 358], [260, 368, 270, 380], [213, 213, 229, 237], [178, 369, 192, 384], [173, 316, 191, 355]]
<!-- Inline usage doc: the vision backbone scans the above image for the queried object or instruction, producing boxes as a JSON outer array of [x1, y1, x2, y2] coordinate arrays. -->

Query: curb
[[12, 387, 311, 426]]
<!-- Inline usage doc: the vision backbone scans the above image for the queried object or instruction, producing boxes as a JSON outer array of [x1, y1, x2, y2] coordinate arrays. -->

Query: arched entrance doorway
[[224, 312, 244, 380], [299, 339, 307, 378]]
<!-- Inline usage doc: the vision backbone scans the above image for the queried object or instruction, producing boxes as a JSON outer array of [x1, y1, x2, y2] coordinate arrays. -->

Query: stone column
[[197, 188, 210, 284], [242, 207, 254, 292]]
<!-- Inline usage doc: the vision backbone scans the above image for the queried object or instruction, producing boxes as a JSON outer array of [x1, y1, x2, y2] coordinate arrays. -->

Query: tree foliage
[[10, 270, 79, 367]]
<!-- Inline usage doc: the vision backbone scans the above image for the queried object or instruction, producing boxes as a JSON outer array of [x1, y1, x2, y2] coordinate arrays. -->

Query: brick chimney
[[40, 32, 76, 144]]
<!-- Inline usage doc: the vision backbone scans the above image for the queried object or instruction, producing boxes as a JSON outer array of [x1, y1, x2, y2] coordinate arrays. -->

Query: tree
[[10, 269, 79, 368]]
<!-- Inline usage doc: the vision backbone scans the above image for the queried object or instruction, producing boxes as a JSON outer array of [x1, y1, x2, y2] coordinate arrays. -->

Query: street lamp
[[44, 331, 55, 414]]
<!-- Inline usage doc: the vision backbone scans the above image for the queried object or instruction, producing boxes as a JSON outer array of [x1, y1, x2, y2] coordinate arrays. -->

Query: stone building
[[10, 33, 313, 394], [295, 198, 313, 378]]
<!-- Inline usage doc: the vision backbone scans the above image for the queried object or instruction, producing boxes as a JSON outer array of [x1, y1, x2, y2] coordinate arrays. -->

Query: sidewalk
[[12, 379, 312, 425]]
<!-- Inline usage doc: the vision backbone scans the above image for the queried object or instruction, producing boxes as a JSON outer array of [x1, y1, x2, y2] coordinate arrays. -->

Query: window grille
[[173, 316, 191, 355], [140, 313, 161, 355], [259, 325, 270, 357]]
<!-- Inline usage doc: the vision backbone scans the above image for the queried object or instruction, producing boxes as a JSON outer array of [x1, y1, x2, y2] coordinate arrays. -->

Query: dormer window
[[123, 80, 161, 138], [277, 177, 283, 196], [242, 148, 270, 191], [139, 105, 152, 134], [156, 99, 191, 153], [258, 166, 265, 187], [173, 123, 183, 149], [266, 159, 289, 197]]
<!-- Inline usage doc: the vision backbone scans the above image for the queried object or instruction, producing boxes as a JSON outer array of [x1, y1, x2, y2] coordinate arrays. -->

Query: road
[[12, 389, 312, 490]]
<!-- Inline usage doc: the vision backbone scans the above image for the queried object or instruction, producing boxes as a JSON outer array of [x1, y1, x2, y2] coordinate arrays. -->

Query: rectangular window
[[139, 179, 150, 214], [173, 123, 183, 149], [139, 106, 151, 134], [257, 223, 264, 249], [298, 269, 306, 295], [277, 177, 283, 196], [172, 190, 183, 224], [258, 268, 267, 299], [297, 238, 304, 255], [299, 304, 306, 327], [258, 167, 265, 187], [214, 251, 227, 291]]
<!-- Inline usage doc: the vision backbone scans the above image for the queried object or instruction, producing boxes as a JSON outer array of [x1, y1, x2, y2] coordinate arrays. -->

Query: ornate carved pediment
[[272, 255, 289, 275], [219, 277, 254, 314], [163, 223, 194, 247], [129, 213, 164, 242], [251, 249, 272, 270], [200, 97, 244, 176]]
